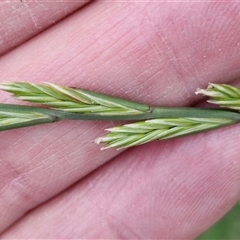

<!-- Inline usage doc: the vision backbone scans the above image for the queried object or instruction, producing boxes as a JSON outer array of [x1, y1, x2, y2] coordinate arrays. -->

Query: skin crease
[[0, 1, 89, 56], [0, 1, 240, 239]]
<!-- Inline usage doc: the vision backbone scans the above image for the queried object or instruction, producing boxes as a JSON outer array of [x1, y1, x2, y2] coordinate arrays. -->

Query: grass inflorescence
[[1, 82, 240, 149]]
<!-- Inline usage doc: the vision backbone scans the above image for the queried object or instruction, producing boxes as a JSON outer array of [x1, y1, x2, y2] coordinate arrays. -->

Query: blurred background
[[197, 201, 240, 239]]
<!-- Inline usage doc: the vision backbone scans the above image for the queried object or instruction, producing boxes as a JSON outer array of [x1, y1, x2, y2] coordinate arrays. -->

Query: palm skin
[[0, 1, 240, 239]]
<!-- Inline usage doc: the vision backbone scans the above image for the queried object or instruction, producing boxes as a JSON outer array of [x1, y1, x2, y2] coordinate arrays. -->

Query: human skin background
[[0, 1, 240, 239]]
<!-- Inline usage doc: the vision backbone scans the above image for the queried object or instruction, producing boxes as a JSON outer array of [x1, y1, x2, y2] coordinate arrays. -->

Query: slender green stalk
[[2, 103, 240, 121]]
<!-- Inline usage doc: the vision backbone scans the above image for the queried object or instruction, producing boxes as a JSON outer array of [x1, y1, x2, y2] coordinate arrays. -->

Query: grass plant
[[0, 82, 240, 149]]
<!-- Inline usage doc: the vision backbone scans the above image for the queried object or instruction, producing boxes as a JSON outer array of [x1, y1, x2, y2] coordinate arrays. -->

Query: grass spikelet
[[96, 117, 234, 149], [0, 82, 149, 116], [196, 83, 240, 111]]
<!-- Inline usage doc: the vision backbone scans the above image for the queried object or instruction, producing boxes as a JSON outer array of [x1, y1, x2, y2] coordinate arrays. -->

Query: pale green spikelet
[[0, 104, 56, 131], [196, 83, 240, 111], [96, 117, 234, 149], [0, 82, 149, 116]]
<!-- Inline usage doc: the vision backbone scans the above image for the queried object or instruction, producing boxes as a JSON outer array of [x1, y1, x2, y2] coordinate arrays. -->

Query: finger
[[1, 1, 240, 234], [2, 126, 240, 239], [0, 1, 92, 55]]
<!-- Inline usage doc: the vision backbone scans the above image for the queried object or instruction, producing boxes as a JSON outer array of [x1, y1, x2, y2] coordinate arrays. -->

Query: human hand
[[0, 2, 240, 239]]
